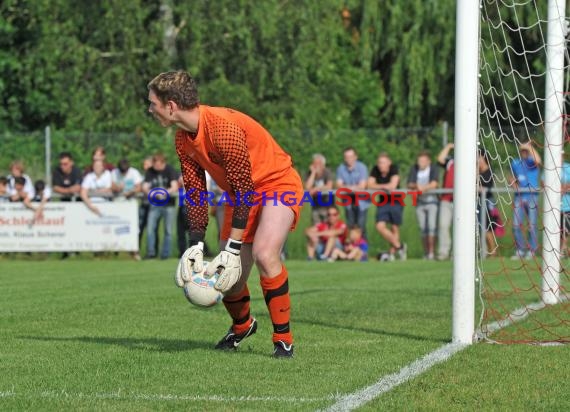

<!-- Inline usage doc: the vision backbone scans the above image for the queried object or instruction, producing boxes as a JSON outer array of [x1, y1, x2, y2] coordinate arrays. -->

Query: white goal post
[[454, 0, 569, 344], [541, 0, 567, 305], [451, 0, 479, 345]]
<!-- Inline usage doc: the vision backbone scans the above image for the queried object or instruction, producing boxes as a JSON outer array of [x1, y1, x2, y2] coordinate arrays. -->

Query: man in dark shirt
[[142, 153, 179, 259], [368, 152, 407, 261], [52, 152, 82, 201]]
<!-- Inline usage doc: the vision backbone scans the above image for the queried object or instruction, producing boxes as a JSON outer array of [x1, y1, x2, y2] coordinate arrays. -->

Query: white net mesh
[[478, 0, 570, 343]]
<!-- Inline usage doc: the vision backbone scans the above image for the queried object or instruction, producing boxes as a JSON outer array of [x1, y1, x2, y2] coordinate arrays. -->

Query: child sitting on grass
[[329, 226, 368, 262]]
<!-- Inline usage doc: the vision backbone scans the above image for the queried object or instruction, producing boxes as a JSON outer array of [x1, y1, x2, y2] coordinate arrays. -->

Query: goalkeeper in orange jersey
[[147, 71, 302, 358]]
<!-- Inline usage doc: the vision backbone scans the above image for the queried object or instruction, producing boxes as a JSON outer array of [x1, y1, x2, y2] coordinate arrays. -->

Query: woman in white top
[[80, 159, 113, 216]]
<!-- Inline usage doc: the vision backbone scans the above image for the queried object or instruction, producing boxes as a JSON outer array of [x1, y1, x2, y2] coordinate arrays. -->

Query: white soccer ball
[[182, 261, 223, 308]]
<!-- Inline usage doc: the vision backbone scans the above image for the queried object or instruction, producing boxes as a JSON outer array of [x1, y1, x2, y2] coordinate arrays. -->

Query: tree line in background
[[0, 0, 547, 171]]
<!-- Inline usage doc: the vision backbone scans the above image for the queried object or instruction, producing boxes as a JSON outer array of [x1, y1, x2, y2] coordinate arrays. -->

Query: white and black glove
[[205, 238, 242, 293], [175, 241, 204, 288]]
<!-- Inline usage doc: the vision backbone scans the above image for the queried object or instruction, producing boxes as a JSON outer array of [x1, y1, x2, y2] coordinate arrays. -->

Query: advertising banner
[[0, 201, 138, 252]]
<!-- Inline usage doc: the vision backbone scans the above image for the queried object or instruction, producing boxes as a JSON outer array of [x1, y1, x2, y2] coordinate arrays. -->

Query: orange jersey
[[175, 105, 300, 241]]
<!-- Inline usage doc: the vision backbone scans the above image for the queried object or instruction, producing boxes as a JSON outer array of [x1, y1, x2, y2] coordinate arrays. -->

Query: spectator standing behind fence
[[32, 179, 51, 205], [111, 158, 143, 260], [436, 143, 455, 260], [111, 158, 143, 200], [408, 151, 439, 260], [368, 152, 407, 261], [305, 153, 334, 224], [7, 160, 35, 200], [478, 149, 500, 257], [10, 176, 45, 221], [336, 147, 370, 238], [139, 156, 156, 253], [143, 153, 178, 260], [83, 146, 115, 176], [52, 152, 82, 201], [80, 159, 113, 216], [0, 177, 10, 202], [509, 142, 541, 260], [560, 154, 570, 258]]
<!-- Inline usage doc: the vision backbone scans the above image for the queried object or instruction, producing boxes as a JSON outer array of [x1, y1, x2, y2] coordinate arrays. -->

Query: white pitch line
[[0, 389, 339, 404], [325, 295, 570, 412], [0, 389, 15, 398], [323, 342, 468, 412]]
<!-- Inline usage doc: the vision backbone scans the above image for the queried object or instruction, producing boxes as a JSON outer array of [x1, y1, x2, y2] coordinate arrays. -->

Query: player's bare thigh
[[223, 203, 294, 297], [253, 203, 294, 278]]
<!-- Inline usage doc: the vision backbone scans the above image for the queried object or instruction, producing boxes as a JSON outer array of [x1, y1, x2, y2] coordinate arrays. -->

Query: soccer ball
[[182, 261, 223, 308]]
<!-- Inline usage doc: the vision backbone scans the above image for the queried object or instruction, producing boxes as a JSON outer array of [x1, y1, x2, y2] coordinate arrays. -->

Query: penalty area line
[[322, 342, 468, 412]]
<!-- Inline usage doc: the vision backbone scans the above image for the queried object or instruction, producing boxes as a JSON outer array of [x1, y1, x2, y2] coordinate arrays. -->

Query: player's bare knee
[[253, 248, 281, 274]]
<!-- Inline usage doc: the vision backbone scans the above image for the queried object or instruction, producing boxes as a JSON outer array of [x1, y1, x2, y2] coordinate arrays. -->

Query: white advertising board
[[0, 201, 139, 252]]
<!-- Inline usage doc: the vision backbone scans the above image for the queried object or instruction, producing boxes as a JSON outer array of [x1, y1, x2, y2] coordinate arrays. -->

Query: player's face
[[148, 91, 172, 127]]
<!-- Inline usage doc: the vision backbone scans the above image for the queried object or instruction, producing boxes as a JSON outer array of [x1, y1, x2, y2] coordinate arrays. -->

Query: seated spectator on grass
[[368, 152, 406, 261], [407, 151, 439, 260], [305, 153, 334, 224], [305, 206, 348, 261], [80, 159, 113, 216], [329, 225, 369, 262], [7, 160, 35, 199], [10, 177, 44, 221], [53, 152, 82, 201], [112, 158, 143, 200], [0, 177, 10, 202]]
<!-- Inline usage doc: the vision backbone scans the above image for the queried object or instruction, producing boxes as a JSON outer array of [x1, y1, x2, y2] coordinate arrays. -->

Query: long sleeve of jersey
[[176, 143, 208, 243], [213, 124, 255, 229]]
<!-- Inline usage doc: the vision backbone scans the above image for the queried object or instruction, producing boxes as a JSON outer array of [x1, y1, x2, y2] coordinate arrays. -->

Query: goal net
[[477, 0, 570, 343]]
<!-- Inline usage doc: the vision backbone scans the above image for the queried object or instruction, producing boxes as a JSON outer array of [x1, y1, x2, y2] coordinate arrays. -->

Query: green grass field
[[1, 258, 569, 411]]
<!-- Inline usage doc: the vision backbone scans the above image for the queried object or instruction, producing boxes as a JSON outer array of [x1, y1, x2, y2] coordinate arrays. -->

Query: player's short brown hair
[[147, 71, 200, 110]]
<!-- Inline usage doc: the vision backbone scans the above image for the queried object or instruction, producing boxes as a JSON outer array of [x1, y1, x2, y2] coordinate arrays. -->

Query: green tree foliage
[[0, 0, 548, 163], [1, 0, 457, 136]]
